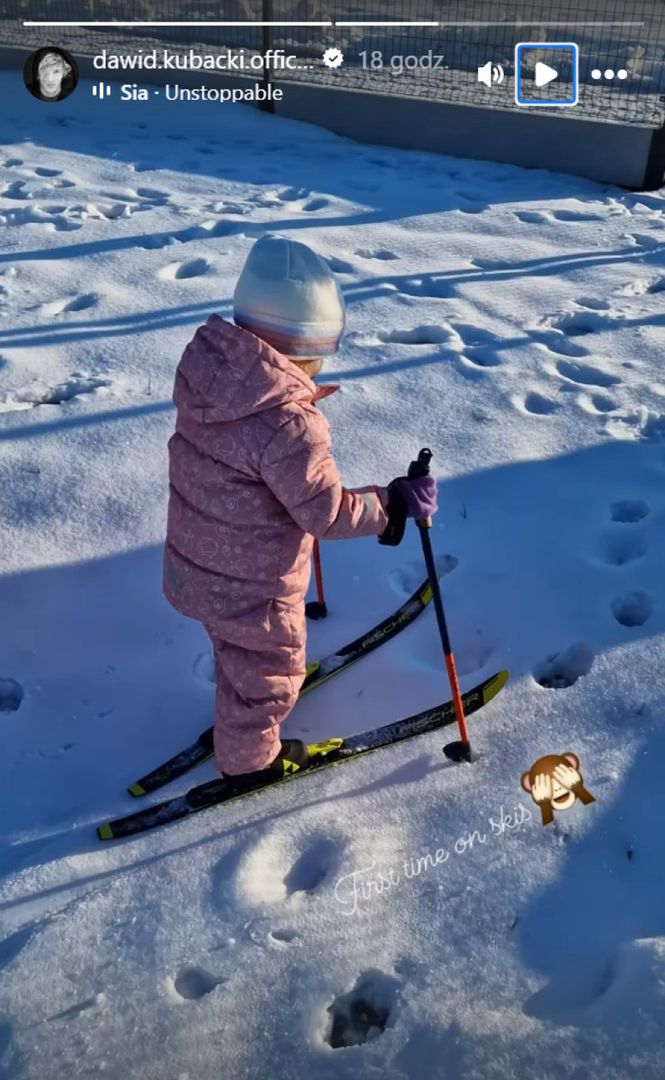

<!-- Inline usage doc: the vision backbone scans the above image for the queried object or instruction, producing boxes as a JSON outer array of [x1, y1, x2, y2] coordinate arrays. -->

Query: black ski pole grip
[[408, 448, 433, 529], [408, 448, 432, 480], [379, 448, 434, 546]]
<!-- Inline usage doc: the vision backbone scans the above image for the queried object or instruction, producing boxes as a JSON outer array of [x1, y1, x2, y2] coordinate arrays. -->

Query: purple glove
[[394, 475, 438, 520]]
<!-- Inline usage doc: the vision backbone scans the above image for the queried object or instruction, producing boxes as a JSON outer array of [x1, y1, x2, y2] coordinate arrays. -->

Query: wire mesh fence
[[4, 1, 665, 126]]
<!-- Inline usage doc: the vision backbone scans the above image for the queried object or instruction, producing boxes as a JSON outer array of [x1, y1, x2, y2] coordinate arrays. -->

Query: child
[[163, 235, 437, 787]]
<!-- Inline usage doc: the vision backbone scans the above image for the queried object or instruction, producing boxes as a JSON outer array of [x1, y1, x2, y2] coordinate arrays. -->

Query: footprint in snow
[[40, 293, 98, 317], [534, 643, 595, 690], [91, 202, 136, 221], [229, 824, 343, 914], [355, 248, 399, 261], [574, 297, 611, 312], [269, 188, 336, 213], [206, 199, 250, 215], [555, 360, 620, 388], [453, 635, 495, 677], [243, 918, 300, 949], [267, 928, 299, 946], [378, 325, 453, 345], [168, 966, 224, 1002], [457, 324, 503, 367], [323, 256, 355, 274], [33, 167, 62, 178], [179, 220, 238, 243], [275, 186, 310, 202], [598, 530, 648, 567], [302, 197, 330, 212], [38, 743, 75, 760], [326, 970, 400, 1049], [610, 499, 650, 523], [551, 209, 606, 223], [283, 837, 338, 895], [550, 311, 610, 337], [139, 234, 178, 251], [134, 186, 169, 202], [389, 554, 458, 597], [514, 210, 551, 225], [398, 276, 454, 300], [626, 233, 663, 250], [2, 207, 81, 232], [611, 590, 653, 628], [158, 258, 211, 281], [462, 346, 501, 369], [453, 323, 501, 348], [0, 375, 111, 413], [577, 393, 619, 415], [0, 678, 23, 712], [537, 333, 589, 359], [1, 180, 30, 200], [513, 391, 560, 416], [470, 256, 507, 270]]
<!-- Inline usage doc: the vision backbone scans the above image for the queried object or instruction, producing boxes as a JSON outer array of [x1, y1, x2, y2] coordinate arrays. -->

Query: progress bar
[[335, 21, 439, 27], [336, 20, 644, 26], [23, 19, 645, 27], [23, 20, 335, 26]]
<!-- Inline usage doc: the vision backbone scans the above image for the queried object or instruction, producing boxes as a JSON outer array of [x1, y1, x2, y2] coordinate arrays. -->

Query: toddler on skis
[[163, 235, 437, 787]]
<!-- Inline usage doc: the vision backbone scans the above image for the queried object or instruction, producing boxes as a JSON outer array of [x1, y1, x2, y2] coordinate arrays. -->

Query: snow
[[1, 71, 665, 1079]]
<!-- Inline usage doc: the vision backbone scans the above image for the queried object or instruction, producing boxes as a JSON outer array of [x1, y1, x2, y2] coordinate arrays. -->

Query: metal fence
[[5, 0, 665, 126]]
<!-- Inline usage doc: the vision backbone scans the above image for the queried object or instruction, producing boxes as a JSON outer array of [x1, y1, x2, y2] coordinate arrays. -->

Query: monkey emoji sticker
[[521, 753, 595, 826]]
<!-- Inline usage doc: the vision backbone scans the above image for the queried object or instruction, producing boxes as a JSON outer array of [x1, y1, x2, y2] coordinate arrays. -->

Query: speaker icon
[[92, 82, 112, 98], [477, 61, 505, 87]]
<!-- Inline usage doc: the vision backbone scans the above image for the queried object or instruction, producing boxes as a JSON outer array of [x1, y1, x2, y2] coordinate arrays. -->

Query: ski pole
[[408, 448, 472, 764], [306, 539, 328, 620], [304, 386, 339, 622]]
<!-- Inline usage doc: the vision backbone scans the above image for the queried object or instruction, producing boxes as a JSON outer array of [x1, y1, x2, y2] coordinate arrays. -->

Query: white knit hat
[[233, 235, 346, 357]]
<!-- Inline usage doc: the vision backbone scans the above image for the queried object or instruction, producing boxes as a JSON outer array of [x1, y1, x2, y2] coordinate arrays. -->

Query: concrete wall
[[275, 83, 659, 190], [2, 43, 662, 190]]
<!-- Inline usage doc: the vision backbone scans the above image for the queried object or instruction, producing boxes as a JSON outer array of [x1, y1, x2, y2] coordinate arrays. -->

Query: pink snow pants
[[205, 599, 307, 776]]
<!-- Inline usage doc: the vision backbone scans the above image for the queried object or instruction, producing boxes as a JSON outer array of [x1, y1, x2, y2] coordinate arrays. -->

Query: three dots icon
[[591, 68, 628, 81]]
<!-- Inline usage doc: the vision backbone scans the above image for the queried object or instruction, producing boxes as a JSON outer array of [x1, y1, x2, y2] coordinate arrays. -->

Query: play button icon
[[515, 42, 579, 107], [535, 61, 559, 87]]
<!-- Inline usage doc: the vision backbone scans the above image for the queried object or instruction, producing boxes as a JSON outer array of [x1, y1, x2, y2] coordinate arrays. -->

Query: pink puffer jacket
[[163, 316, 389, 626]]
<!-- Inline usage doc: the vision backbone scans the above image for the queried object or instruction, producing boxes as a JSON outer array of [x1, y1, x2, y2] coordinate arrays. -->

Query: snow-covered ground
[[1, 72, 665, 1079]]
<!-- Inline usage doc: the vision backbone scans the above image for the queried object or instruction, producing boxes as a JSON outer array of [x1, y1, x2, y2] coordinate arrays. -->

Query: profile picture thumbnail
[[24, 47, 79, 102]]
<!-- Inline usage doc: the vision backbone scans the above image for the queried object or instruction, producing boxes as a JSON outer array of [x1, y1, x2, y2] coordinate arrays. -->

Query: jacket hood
[[173, 315, 326, 424]]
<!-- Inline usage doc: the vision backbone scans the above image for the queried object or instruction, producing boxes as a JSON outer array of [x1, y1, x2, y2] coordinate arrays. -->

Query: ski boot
[[222, 738, 344, 791]]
